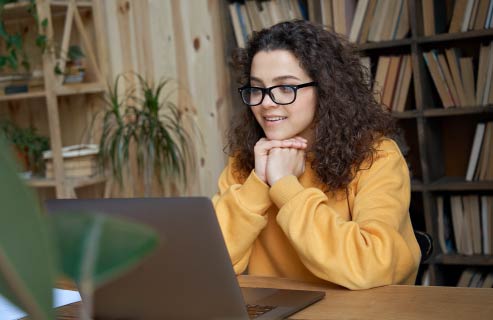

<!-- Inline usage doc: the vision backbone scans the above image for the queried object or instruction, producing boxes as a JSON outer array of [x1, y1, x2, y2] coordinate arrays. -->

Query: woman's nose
[[261, 92, 278, 108]]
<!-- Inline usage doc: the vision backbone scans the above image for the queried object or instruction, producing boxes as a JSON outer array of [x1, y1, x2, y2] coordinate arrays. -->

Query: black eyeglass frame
[[238, 81, 318, 107]]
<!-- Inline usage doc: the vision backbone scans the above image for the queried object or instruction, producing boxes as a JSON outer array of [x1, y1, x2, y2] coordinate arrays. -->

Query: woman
[[212, 20, 420, 290]]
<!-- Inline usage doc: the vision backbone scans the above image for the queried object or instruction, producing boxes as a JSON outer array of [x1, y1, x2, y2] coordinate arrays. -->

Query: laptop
[[45, 197, 325, 319]]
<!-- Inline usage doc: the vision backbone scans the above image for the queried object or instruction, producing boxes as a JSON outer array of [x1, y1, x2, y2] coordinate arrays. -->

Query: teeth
[[265, 117, 287, 121]]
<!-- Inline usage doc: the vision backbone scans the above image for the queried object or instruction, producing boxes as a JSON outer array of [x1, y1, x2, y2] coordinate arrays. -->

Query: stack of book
[[457, 268, 493, 288], [466, 122, 493, 181], [229, 0, 305, 48], [423, 48, 481, 108], [43, 144, 99, 179], [371, 54, 413, 112], [448, 0, 493, 34], [437, 194, 493, 256], [308, 0, 410, 43]]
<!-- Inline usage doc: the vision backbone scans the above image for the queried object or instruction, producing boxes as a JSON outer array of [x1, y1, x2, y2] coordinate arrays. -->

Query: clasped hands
[[254, 137, 307, 186]]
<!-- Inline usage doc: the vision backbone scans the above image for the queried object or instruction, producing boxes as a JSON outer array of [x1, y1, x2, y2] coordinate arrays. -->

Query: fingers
[[255, 137, 308, 154]]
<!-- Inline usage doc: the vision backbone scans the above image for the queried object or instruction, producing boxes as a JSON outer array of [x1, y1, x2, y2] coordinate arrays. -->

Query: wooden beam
[[57, 0, 75, 86], [72, 0, 103, 83]]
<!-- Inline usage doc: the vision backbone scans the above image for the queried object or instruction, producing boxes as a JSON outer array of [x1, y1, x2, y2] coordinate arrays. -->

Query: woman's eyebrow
[[250, 75, 302, 84]]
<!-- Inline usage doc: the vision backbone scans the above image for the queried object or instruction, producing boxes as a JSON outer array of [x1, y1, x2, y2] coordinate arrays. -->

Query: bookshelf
[[0, 0, 108, 199], [225, 0, 493, 287]]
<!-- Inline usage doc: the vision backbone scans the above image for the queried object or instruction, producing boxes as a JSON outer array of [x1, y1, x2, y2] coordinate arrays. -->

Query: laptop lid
[[45, 197, 324, 319]]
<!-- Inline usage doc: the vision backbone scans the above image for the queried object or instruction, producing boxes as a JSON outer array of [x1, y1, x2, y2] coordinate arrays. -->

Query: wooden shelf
[[434, 254, 493, 266], [24, 177, 57, 188], [0, 90, 46, 102], [68, 174, 106, 188], [55, 82, 106, 96], [427, 177, 493, 191], [392, 110, 419, 119], [24, 174, 105, 189], [357, 38, 412, 52], [423, 106, 493, 117], [417, 29, 493, 45], [2, 1, 92, 23], [411, 180, 424, 192], [2, 1, 32, 22]]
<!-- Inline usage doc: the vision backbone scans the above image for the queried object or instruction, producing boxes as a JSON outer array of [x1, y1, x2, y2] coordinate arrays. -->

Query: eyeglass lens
[[242, 86, 296, 105]]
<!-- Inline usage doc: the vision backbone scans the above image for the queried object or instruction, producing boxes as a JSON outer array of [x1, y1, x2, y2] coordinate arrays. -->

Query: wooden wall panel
[[101, 0, 231, 197]]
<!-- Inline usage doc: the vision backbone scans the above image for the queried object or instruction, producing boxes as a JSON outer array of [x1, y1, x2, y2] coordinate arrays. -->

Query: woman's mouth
[[264, 116, 287, 122]]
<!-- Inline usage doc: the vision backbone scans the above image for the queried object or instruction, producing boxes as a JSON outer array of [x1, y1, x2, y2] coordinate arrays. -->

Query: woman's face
[[250, 49, 317, 142]]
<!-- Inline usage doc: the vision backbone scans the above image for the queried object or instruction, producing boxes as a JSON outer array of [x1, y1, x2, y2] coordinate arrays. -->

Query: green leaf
[[0, 23, 8, 39], [0, 137, 56, 320], [48, 212, 158, 287], [9, 34, 22, 50], [41, 18, 48, 28], [35, 34, 47, 51]]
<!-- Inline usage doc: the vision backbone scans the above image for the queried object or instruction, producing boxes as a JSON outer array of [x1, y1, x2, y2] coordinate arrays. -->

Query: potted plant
[[61, 45, 86, 84], [98, 73, 196, 196], [0, 120, 49, 176], [0, 136, 158, 319], [0, 0, 48, 94]]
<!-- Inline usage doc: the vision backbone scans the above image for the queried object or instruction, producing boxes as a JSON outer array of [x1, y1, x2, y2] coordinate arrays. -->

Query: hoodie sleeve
[[212, 157, 272, 274]]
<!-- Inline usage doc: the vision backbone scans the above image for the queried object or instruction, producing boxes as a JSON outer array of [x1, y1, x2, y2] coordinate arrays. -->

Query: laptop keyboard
[[246, 304, 277, 319]]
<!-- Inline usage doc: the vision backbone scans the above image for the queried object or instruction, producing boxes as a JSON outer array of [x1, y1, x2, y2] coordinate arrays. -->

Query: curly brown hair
[[227, 20, 397, 192]]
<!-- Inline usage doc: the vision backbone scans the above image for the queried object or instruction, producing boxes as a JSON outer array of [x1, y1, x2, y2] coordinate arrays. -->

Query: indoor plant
[[0, 120, 49, 175], [0, 135, 158, 319], [98, 73, 196, 196]]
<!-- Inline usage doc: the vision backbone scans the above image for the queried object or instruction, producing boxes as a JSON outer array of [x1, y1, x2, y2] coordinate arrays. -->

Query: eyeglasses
[[238, 81, 317, 107]]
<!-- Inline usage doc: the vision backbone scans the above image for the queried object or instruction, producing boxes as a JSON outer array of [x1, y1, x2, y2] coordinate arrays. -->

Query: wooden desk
[[238, 275, 493, 320], [57, 276, 493, 319]]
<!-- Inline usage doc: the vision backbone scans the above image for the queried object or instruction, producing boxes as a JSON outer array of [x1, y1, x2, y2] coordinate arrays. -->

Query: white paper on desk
[[0, 289, 81, 320]]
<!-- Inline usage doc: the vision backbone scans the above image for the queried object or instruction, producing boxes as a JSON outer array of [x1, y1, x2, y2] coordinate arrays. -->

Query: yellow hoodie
[[212, 138, 421, 290]]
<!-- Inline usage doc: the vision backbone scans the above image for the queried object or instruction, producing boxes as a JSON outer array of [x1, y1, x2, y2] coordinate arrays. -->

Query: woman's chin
[[265, 133, 293, 141]]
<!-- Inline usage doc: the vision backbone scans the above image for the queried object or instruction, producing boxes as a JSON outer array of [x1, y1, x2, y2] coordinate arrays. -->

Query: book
[[457, 268, 476, 287], [229, 3, 245, 48], [423, 0, 436, 35], [449, 0, 469, 33], [445, 48, 468, 107], [468, 0, 481, 31], [333, 0, 356, 36], [461, 0, 477, 32], [382, 55, 402, 110], [476, 44, 490, 105], [473, 0, 490, 30], [463, 195, 482, 254], [358, 0, 378, 43], [321, 0, 333, 29], [392, 54, 412, 112], [450, 196, 466, 254], [43, 144, 99, 179], [437, 196, 456, 254], [476, 122, 492, 180], [349, 0, 369, 42], [466, 122, 486, 181], [372, 0, 393, 42], [481, 44, 493, 105], [373, 55, 391, 104], [460, 57, 476, 106], [481, 196, 492, 254], [437, 53, 460, 106], [380, 0, 399, 41], [423, 51, 454, 108], [394, 0, 410, 40], [482, 272, 493, 288], [307, 0, 323, 23], [245, 0, 262, 32]]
